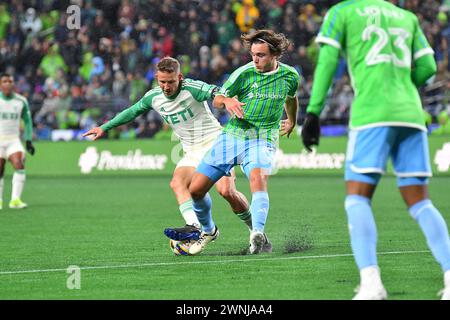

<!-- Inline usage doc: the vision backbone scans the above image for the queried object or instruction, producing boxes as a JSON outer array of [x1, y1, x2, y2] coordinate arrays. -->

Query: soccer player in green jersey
[[301, 0, 450, 300], [185, 29, 300, 255], [83, 57, 253, 241], [0, 73, 35, 210]]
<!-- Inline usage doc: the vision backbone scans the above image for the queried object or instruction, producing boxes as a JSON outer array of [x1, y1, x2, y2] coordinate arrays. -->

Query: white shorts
[[176, 138, 217, 169], [0, 138, 25, 159]]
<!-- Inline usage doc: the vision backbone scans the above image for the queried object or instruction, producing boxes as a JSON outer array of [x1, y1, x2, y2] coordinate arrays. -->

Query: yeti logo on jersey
[[161, 107, 194, 125], [434, 143, 450, 172], [0, 112, 20, 120]]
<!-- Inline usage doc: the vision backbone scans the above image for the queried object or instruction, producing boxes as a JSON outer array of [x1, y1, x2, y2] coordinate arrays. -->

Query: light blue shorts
[[197, 132, 277, 183], [345, 126, 432, 187]]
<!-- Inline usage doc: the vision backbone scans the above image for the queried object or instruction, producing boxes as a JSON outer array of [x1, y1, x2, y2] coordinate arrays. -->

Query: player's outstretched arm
[[83, 97, 152, 141], [82, 127, 105, 141], [302, 44, 340, 152]]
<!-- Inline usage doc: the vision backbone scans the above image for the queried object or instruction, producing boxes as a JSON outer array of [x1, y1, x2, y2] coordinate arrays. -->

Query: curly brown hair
[[241, 29, 291, 58]]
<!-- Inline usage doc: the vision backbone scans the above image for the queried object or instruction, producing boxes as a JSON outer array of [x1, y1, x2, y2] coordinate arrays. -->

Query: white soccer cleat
[[188, 227, 220, 255], [249, 231, 267, 254], [9, 198, 27, 209], [352, 285, 388, 300]]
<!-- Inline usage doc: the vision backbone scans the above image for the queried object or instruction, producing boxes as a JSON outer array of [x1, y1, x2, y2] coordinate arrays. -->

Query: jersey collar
[[254, 61, 280, 75], [166, 82, 183, 100], [0, 92, 14, 100]]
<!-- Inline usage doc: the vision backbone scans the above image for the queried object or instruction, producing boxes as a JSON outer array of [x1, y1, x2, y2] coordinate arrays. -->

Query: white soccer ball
[[169, 239, 195, 256]]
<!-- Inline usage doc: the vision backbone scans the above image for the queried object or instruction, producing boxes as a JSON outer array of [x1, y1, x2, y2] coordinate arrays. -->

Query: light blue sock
[[192, 193, 215, 234], [250, 191, 269, 232], [409, 199, 450, 271], [345, 195, 378, 270]]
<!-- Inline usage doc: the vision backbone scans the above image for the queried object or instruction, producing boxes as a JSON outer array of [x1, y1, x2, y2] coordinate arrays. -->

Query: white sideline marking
[[0, 250, 430, 276]]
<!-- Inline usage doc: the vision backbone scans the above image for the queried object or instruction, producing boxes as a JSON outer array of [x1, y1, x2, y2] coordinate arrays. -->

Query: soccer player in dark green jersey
[[301, 0, 450, 300], [185, 29, 300, 255]]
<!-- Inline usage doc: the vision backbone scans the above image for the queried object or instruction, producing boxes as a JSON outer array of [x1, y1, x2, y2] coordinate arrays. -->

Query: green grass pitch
[[0, 174, 448, 299]]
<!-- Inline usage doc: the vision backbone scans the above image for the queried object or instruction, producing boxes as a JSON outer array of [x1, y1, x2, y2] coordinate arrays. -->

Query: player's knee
[[249, 173, 266, 190], [169, 177, 185, 193]]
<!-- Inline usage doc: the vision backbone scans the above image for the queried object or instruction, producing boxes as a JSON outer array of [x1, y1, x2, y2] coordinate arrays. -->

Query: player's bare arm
[[213, 94, 245, 119], [281, 96, 298, 138]]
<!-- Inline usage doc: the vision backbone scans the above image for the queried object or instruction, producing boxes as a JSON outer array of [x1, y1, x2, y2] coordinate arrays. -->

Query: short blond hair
[[157, 57, 180, 73]]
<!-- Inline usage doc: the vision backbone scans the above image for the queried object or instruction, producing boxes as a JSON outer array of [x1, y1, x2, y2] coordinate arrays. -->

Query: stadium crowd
[[0, 0, 449, 140]]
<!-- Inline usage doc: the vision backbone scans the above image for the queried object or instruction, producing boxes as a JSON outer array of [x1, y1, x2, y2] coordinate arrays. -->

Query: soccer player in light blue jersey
[[301, 0, 450, 299]]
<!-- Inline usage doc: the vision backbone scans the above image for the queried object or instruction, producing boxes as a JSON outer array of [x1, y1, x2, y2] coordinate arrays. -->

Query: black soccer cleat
[[164, 224, 201, 241]]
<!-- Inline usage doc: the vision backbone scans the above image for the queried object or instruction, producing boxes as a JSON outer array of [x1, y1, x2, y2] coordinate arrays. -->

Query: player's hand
[[224, 97, 245, 119], [25, 140, 35, 156], [82, 127, 105, 141], [301, 112, 320, 152], [280, 119, 295, 138]]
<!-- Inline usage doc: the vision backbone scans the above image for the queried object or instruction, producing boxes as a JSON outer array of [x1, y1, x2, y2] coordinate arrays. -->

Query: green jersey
[[315, 0, 434, 131], [0, 92, 33, 141], [101, 79, 222, 150], [219, 61, 300, 142]]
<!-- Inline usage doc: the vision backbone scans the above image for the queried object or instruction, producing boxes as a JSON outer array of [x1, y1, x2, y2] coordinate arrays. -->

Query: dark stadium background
[[0, 0, 448, 140]]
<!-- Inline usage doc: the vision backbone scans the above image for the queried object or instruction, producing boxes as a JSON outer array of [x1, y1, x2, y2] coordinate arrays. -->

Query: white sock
[[360, 266, 383, 288], [0, 177, 3, 201], [179, 199, 200, 228], [11, 170, 26, 200]]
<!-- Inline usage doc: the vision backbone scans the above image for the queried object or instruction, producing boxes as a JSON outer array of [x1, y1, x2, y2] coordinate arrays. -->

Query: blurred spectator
[[236, 0, 260, 33], [79, 51, 94, 82], [215, 12, 238, 53], [112, 70, 128, 97], [19, 38, 44, 74], [39, 43, 68, 78], [20, 8, 42, 36], [293, 45, 314, 81], [298, 4, 322, 41], [128, 72, 148, 104], [0, 4, 11, 40], [432, 109, 450, 135]]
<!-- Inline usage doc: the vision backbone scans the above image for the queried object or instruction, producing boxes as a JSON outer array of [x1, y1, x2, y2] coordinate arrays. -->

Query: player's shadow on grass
[[205, 247, 252, 256]]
